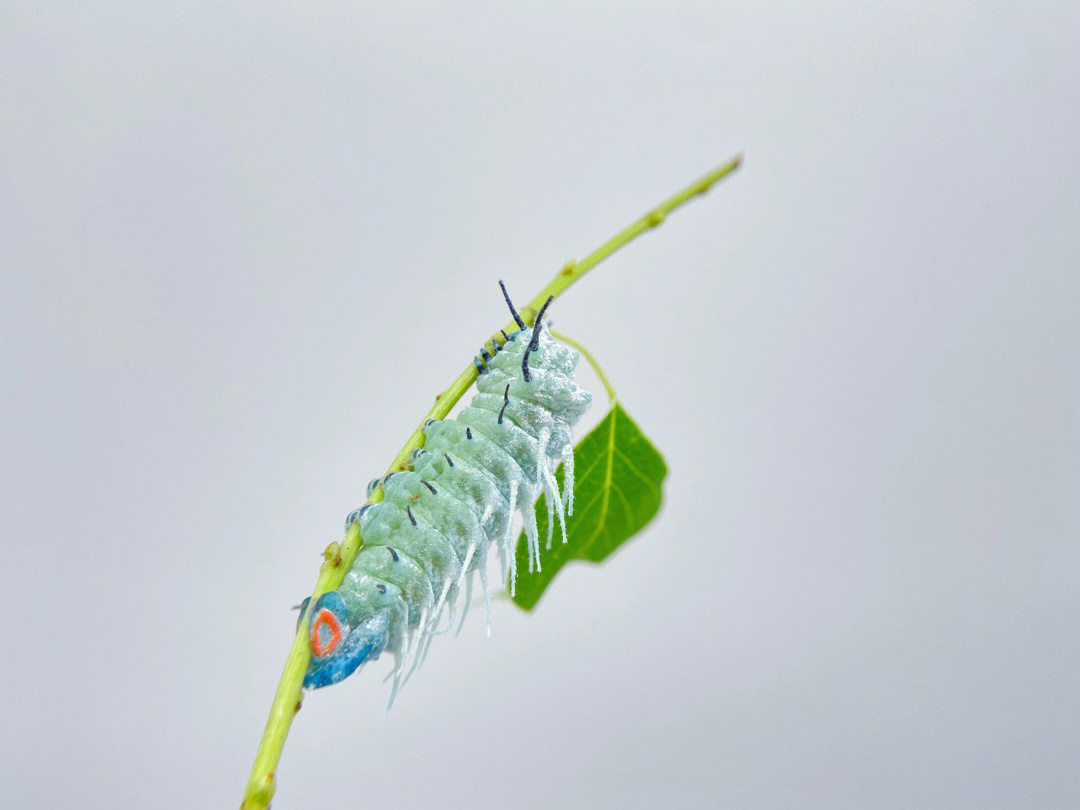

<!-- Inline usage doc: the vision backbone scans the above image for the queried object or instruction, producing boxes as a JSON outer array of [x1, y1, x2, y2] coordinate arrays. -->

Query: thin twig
[[240, 155, 742, 809]]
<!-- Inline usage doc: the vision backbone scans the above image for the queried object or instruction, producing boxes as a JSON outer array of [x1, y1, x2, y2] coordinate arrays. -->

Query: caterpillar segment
[[301, 285, 591, 699]]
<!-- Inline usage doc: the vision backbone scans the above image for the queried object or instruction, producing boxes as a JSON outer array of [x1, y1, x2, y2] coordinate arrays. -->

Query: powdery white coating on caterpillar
[[302, 320, 591, 699]]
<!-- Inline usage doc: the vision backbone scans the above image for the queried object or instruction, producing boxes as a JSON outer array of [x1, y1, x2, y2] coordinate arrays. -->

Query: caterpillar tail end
[[301, 591, 390, 690]]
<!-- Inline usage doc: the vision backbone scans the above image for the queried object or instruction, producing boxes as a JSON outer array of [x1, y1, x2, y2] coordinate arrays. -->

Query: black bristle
[[500, 279, 526, 329], [522, 294, 554, 382], [498, 383, 510, 424]]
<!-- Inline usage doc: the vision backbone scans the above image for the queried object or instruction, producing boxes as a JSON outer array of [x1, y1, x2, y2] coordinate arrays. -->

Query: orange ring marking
[[311, 608, 343, 657]]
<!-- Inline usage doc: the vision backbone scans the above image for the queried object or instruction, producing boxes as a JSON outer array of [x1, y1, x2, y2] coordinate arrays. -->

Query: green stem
[[240, 155, 741, 809]]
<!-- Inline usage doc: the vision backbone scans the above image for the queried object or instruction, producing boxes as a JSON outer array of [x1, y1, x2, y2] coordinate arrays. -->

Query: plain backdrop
[[3, 3, 1078, 809]]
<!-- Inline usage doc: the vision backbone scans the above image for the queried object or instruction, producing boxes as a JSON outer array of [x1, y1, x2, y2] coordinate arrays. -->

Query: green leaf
[[511, 403, 667, 610]]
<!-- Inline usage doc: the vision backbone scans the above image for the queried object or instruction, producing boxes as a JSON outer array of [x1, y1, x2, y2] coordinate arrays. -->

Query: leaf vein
[[613, 447, 662, 495]]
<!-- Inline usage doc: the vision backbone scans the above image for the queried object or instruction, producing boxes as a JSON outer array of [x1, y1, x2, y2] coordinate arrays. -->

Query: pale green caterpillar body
[[301, 287, 591, 701]]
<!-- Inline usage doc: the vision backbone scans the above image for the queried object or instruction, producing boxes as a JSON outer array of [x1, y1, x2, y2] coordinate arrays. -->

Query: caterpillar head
[[300, 591, 378, 689]]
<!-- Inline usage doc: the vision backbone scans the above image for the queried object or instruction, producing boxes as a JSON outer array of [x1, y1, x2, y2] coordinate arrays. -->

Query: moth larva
[[299, 283, 591, 702]]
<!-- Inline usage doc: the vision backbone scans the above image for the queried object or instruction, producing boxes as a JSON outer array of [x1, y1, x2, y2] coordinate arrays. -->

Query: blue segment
[[303, 633, 376, 689], [303, 593, 391, 690], [314, 589, 347, 617]]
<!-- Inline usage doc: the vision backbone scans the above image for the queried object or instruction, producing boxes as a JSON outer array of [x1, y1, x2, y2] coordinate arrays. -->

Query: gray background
[[3, 3, 1078, 809]]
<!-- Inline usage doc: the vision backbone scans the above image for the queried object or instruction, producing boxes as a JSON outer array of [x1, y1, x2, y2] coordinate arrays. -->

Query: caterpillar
[[299, 282, 591, 701]]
